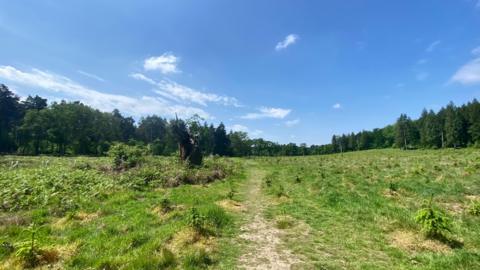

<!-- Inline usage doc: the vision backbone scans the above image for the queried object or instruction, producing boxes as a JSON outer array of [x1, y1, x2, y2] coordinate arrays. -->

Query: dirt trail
[[237, 163, 301, 269]]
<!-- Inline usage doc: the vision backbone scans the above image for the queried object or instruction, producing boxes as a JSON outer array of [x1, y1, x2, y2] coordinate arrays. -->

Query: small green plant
[[182, 248, 213, 269], [226, 186, 235, 200], [275, 184, 287, 197], [15, 223, 41, 268], [160, 197, 173, 213], [186, 207, 206, 233], [158, 247, 176, 268], [295, 175, 301, 183], [388, 181, 398, 192], [204, 205, 231, 230], [415, 198, 452, 239], [468, 200, 480, 216]]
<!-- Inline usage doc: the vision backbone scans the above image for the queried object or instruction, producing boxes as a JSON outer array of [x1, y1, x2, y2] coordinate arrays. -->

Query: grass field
[[1, 149, 480, 269]]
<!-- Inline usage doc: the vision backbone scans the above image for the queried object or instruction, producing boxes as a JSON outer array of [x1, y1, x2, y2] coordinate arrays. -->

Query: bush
[[415, 201, 452, 239], [108, 143, 145, 170]]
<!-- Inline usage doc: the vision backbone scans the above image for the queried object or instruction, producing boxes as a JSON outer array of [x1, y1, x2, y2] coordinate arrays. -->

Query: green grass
[[259, 149, 480, 269], [1, 149, 480, 269], [0, 155, 246, 269]]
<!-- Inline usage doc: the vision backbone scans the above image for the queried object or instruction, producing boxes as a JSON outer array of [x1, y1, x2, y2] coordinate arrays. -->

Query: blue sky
[[1, 0, 480, 145]]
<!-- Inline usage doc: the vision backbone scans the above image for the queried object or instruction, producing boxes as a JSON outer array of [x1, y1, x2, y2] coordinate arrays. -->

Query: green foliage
[[468, 200, 480, 216], [186, 207, 206, 233], [108, 143, 145, 170], [15, 223, 42, 268], [182, 248, 213, 269], [158, 247, 176, 268], [415, 200, 452, 239], [204, 205, 231, 230], [159, 197, 173, 213]]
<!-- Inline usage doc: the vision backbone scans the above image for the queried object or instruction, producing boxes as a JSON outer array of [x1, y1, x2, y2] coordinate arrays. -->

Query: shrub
[[415, 200, 452, 239], [468, 200, 480, 216], [108, 143, 145, 170]]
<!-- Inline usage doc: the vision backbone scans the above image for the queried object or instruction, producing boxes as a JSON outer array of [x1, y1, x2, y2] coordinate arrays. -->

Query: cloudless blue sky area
[[1, 0, 479, 144]]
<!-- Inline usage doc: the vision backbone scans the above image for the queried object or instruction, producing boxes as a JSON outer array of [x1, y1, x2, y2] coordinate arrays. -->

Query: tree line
[[1, 84, 479, 157]]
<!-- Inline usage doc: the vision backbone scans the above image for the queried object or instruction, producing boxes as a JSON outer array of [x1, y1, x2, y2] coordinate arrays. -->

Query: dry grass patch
[[215, 199, 246, 212], [0, 214, 31, 227], [389, 230, 451, 254], [167, 227, 217, 255]]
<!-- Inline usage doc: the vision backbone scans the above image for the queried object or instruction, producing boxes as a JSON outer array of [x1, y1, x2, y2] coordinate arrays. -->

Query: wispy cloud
[[285, 119, 300, 127], [227, 124, 263, 138], [416, 71, 429, 81], [0, 65, 209, 118], [275, 34, 298, 51], [426, 40, 441, 53], [77, 70, 105, 82], [332, 103, 342, 109], [241, 107, 291, 119], [130, 73, 240, 107], [450, 58, 480, 85], [472, 46, 480, 56], [416, 58, 428, 65], [229, 124, 249, 132], [144, 52, 180, 74]]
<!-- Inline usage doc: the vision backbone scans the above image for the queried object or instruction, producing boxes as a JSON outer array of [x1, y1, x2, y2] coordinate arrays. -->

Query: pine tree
[[444, 102, 462, 148], [395, 114, 414, 149]]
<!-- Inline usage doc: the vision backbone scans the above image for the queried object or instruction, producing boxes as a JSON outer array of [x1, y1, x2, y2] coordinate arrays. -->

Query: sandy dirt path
[[237, 164, 302, 269]]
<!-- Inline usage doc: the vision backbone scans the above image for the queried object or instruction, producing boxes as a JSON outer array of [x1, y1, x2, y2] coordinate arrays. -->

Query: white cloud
[[450, 57, 480, 85], [0, 65, 209, 119], [285, 119, 300, 127], [426, 40, 441, 53], [332, 103, 342, 109], [229, 124, 249, 132], [472, 46, 480, 56], [251, 129, 263, 137], [130, 73, 240, 107], [144, 52, 180, 74], [275, 34, 298, 51], [241, 107, 291, 119], [77, 70, 105, 82], [227, 124, 263, 138]]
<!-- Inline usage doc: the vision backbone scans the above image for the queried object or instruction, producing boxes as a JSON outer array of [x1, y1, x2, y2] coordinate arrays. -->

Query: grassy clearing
[[1, 149, 480, 269], [0, 156, 246, 269], [259, 149, 480, 269]]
